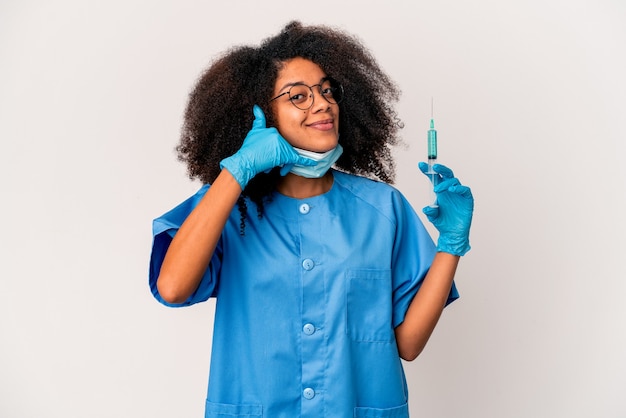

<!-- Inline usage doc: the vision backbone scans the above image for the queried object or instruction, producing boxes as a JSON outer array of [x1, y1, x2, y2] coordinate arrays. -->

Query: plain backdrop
[[1, 1, 625, 417]]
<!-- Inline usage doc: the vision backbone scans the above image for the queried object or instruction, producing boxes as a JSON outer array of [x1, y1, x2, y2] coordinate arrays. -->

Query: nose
[[309, 86, 330, 113]]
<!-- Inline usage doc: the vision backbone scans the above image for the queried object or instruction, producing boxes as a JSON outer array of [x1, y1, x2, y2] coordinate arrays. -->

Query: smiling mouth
[[308, 119, 334, 129]]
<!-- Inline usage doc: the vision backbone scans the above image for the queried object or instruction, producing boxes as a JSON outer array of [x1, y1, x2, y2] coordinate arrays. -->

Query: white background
[[1, 1, 625, 417]]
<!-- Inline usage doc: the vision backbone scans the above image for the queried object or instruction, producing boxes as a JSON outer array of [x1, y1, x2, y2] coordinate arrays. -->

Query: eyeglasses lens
[[289, 79, 343, 110]]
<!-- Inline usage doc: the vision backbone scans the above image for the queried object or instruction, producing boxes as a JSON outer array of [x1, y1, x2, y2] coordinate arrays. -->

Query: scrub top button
[[303, 388, 315, 399], [299, 203, 310, 214], [302, 259, 315, 271], [303, 323, 315, 335]]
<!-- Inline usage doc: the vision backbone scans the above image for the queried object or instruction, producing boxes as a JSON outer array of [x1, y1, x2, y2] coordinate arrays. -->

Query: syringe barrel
[[427, 127, 437, 160]]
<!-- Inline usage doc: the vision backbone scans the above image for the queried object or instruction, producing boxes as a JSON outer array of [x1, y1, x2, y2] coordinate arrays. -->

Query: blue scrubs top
[[149, 170, 458, 418]]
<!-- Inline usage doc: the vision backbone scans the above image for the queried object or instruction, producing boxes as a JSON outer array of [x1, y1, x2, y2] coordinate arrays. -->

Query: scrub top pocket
[[346, 269, 393, 343], [354, 402, 409, 417]]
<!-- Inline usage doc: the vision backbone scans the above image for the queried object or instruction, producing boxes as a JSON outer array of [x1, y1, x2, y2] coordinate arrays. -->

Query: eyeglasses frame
[[269, 77, 344, 110]]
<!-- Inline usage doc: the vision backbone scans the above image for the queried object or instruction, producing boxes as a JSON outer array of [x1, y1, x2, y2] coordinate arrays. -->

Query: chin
[[289, 132, 339, 153], [314, 137, 340, 152], [311, 144, 338, 153]]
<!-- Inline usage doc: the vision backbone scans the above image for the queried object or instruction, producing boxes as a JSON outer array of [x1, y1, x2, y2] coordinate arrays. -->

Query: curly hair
[[177, 21, 403, 230]]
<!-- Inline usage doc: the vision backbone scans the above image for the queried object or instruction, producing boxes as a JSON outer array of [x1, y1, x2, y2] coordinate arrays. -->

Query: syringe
[[426, 99, 438, 207]]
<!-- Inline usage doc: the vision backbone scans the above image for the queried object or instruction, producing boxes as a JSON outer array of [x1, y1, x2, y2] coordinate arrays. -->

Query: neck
[[276, 171, 334, 199]]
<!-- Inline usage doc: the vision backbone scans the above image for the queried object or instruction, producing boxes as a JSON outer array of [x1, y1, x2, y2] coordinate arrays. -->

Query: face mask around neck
[[289, 144, 343, 178]]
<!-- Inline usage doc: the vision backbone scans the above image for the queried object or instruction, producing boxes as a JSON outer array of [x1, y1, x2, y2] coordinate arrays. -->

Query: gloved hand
[[220, 105, 316, 189], [418, 162, 474, 256]]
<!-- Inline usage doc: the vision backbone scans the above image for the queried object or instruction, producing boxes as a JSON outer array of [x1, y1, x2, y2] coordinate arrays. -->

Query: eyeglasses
[[269, 77, 344, 110]]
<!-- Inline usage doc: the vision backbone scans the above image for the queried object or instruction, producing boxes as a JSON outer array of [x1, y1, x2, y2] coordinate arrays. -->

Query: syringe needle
[[431, 97, 433, 119]]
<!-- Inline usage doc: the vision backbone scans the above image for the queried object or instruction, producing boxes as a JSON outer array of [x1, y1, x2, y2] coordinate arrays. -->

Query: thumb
[[422, 205, 439, 223], [251, 105, 267, 129]]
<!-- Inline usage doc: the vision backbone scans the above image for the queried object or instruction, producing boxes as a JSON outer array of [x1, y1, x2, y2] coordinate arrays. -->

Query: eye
[[288, 85, 309, 104], [320, 80, 335, 98], [321, 86, 334, 97], [289, 93, 307, 102]]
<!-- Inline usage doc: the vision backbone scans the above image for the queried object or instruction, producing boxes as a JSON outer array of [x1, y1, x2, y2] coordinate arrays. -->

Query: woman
[[150, 21, 473, 418]]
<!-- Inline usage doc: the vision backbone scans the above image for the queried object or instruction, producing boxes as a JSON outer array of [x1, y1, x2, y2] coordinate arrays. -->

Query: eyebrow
[[276, 77, 327, 94]]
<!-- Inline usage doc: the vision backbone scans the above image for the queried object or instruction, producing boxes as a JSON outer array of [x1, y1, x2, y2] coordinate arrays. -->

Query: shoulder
[[331, 170, 412, 221], [153, 184, 210, 233], [333, 170, 403, 199]]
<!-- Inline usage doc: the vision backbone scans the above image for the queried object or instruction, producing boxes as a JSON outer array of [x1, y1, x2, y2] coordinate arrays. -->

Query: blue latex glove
[[418, 162, 474, 256], [220, 105, 316, 189]]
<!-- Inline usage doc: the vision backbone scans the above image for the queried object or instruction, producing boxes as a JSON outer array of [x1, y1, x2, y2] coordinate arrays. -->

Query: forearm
[[156, 169, 242, 303], [394, 252, 460, 361]]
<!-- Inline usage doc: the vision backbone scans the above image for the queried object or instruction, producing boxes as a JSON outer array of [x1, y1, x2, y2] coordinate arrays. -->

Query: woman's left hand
[[418, 162, 474, 256]]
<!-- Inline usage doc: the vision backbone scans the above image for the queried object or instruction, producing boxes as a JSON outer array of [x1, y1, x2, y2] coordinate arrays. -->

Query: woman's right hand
[[219, 105, 315, 189]]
